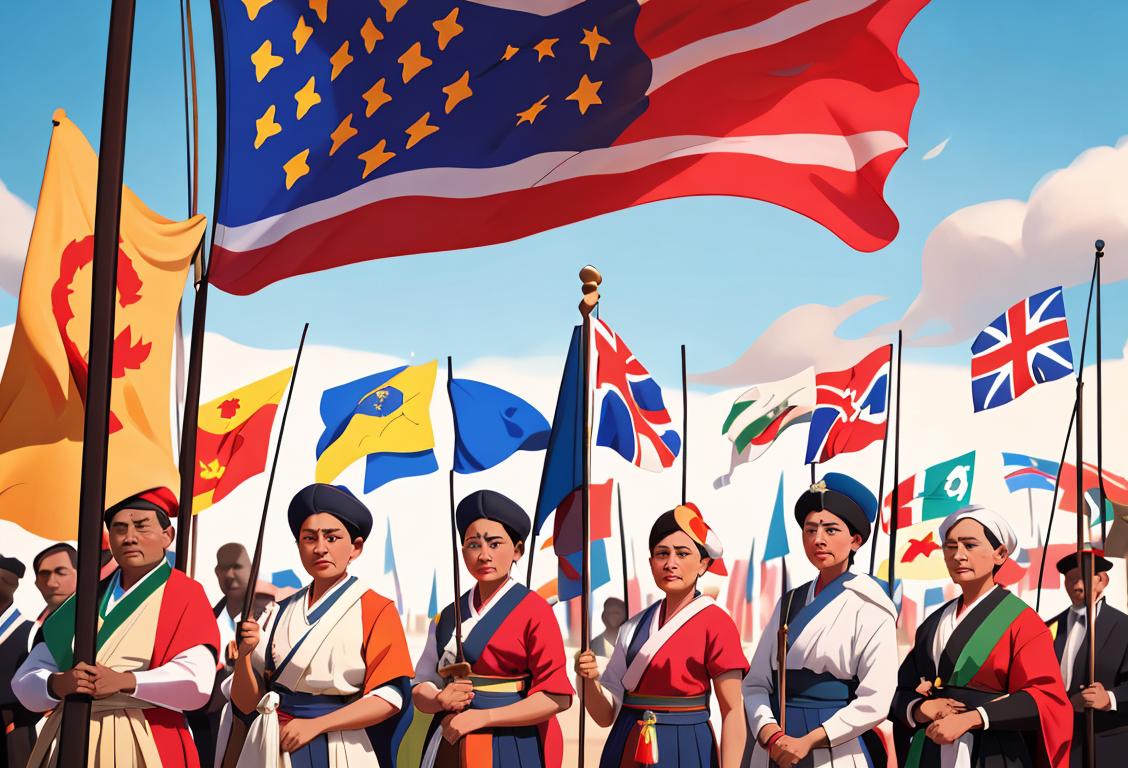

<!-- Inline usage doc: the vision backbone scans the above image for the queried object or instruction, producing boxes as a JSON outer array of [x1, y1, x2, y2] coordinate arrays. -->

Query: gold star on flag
[[254, 105, 282, 149], [398, 42, 432, 83], [580, 26, 610, 61], [404, 113, 439, 149], [251, 40, 283, 82], [330, 41, 353, 80], [329, 113, 357, 155], [358, 140, 395, 178], [295, 76, 321, 119], [309, 0, 327, 23], [361, 18, 383, 53], [566, 74, 602, 115], [533, 38, 559, 61], [381, 0, 407, 23], [242, 0, 272, 21], [433, 8, 463, 51], [502, 44, 519, 61], [362, 78, 392, 116], [516, 95, 549, 126], [283, 149, 310, 189], [442, 71, 472, 113], [293, 16, 313, 54]]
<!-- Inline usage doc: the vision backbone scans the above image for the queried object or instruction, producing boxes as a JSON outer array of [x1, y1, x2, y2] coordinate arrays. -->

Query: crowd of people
[[0, 472, 1124, 768]]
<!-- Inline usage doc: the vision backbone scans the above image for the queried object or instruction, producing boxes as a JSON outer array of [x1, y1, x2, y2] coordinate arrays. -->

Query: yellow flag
[[0, 110, 206, 539], [877, 520, 951, 582]]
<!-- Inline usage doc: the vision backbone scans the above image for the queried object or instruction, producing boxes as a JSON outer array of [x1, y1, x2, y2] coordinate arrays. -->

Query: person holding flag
[[229, 483, 414, 768], [411, 490, 573, 768], [890, 506, 1070, 768], [743, 473, 899, 768], [574, 503, 748, 768]]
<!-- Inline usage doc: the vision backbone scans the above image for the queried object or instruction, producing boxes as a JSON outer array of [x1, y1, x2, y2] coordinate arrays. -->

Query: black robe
[[0, 614, 38, 767], [1047, 599, 1128, 767]]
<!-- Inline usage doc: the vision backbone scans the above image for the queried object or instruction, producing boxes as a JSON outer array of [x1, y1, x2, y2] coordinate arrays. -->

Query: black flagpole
[[869, 343, 895, 575], [174, 242, 208, 571], [618, 484, 629, 615], [446, 357, 467, 666], [1094, 240, 1107, 545], [681, 344, 688, 505], [1076, 376, 1095, 768], [58, 1, 137, 761], [887, 335, 903, 597]]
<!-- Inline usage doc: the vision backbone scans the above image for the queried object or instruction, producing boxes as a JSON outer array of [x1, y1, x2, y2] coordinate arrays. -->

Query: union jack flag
[[804, 345, 891, 464], [592, 317, 680, 471], [971, 287, 1073, 412]]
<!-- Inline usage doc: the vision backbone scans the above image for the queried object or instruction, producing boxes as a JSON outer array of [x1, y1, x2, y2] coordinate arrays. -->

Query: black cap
[[456, 490, 531, 543], [1056, 550, 1114, 575], [287, 484, 373, 541], [0, 555, 26, 578]]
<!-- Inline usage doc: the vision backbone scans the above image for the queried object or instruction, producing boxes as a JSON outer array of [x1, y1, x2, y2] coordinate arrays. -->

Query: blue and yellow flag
[[315, 360, 438, 492]]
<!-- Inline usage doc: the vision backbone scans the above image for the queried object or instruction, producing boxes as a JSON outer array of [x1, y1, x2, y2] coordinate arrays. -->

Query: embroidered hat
[[794, 472, 875, 543], [648, 503, 727, 575]]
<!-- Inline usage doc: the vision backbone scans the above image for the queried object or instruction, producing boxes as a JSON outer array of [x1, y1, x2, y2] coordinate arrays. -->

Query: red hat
[[104, 487, 179, 525]]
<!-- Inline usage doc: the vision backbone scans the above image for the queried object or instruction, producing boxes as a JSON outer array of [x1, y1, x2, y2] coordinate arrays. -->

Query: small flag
[[427, 570, 439, 620], [1001, 452, 1060, 493], [745, 539, 757, 605], [878, 521, 948, 581], [1057, 461, 1128, 515], [535, 327, 585, 533], [272, 569, 302, 590], [385, 518, 404, 614], [882, 451, 976, 532], [316, 361, 439, 492], [764, 475, 790, 561], [553, 480, 614, 602], [971, 287, 1073, 412], [717, 370, 814, 487], [923, 586, 946, 614], [805, 346, 891, 464], [450, 378, 549, 473], [193, 367, 292, 513]]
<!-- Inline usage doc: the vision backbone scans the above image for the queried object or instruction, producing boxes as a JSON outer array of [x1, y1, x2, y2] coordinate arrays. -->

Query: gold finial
[[809, 480, 827, 494]]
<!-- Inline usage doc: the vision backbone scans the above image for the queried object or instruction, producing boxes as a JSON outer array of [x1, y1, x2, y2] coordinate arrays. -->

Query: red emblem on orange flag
[[902, 532, 941, 564]]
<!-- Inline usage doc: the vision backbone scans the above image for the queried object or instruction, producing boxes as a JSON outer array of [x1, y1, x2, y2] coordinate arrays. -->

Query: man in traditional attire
[[891, 506, 1071, 768], [32, 543, 78, 642], [412, 490, 573, 768], [576, 502, 748, 768], [1046, 550, 1128, 767], [13, 488, 220, 767], [743, 473, 898, 768], [0, 554, 38, 766], [230, 483, 414, 768]]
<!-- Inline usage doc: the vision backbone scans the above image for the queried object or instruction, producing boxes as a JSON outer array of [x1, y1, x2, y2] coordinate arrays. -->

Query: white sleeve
[[248, 601, 281, 677], [743, 599, 781, 740], [598, 622, 631, 711], [819, 603, 898, 748], [365, 683, 404, 710], [12, 641, 61, 713], [412, 620, 443, 689], [1109, 691, 1118, 711], [132, 645, 217, 712]]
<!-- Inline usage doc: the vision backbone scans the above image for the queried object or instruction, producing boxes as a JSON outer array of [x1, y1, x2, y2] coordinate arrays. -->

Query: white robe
[[743, 574, 898, 768]]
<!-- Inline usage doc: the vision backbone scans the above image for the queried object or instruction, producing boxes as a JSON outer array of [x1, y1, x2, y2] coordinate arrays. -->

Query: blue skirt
[[770, 671, 875, 768], [427, 688, 545, 768], [598, 708, 716, 768]]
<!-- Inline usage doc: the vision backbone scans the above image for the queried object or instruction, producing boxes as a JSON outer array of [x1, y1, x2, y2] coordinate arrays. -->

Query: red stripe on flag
[[194, 403, 278, 507], [636, 0, 809, 58]]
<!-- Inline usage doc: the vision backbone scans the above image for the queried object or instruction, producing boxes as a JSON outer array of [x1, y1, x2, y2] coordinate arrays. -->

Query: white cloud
[[895, 137, 1128, 346], [690, 296, 889, 386], [0, 179, 33, 295], [922, 137, 949, 161]]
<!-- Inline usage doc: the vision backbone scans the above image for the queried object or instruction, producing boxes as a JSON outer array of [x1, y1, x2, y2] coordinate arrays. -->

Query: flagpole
[[618, 484, 629, 615], [445, 357, 468, 669], [681, 344, 688, 505], [1094, 240, 1107, 545], [1075, 376, 1095, 768], [1027, 488, 1037, 548], [869, 343, 895, 575], [887, 333, 903, 597], [58, 0, 137, 760], [578, 265, 601, 768]]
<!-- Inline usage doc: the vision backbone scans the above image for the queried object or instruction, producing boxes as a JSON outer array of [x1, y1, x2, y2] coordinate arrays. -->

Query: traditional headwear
[[456, 490, 531, 543], [1056, 549, 1114, 575], [648, 503, 726, 575], [103, 487, 179, 527], [938, 505, 1018, 555], [287, 483, 373, 541], [794, 473, 875, 543], [0, 555, 26, 579]]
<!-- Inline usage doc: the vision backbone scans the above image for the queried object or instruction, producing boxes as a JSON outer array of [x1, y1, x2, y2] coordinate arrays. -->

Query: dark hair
[[33, 543, 78, 573], [648, 510, 709, 561], [981, 526, 1005, 575]]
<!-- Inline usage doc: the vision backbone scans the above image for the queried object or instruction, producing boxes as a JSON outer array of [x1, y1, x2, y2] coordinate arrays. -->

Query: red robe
[[626, 603, 748, 698]]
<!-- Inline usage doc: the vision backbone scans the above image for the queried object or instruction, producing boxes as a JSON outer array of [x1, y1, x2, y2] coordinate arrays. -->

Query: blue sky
[[2, 1, 1127, 386]]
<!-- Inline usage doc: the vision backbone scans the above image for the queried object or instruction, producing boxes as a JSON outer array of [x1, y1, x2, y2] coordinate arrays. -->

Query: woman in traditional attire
[[230, 483, 414, 767], [890, 506, 1071, 768], [743, 473, 899, 768], [411, 490, 573, 768], [575, 502, 748, 768]]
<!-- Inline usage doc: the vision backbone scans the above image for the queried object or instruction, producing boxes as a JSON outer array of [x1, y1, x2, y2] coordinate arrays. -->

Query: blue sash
[[435, 582, 531, 665], [277, 689, 349, 768]]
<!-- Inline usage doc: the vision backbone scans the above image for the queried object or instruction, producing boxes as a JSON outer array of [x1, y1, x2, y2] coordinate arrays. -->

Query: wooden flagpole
[[886, 333, 903, 597], [618, 484, 629, 615], [681, 344, 688, 505], [869, 343, 895, 575], [57, 1, 138, 761]]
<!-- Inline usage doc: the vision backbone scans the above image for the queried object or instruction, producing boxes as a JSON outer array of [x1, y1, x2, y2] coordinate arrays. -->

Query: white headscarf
[[938, 505, 1018, 555]]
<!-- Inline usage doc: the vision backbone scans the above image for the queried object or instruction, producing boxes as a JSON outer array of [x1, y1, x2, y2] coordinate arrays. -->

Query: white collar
[[0, 603, 18, 626], [107, 560, 165, 611], [304, 574, 352, 619], [469, 577, 515, 620]]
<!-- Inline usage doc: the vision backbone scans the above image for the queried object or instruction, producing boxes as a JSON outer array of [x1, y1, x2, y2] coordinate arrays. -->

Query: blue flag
[[450, 378, 549, 473], [923, 586, 946, 613], [745, 539, 756, 603], [559, 539, 611, 603], [428, 570, 439, 619], [384, 519, 404, 613], [763, 474, 790, 561], [535, 327, 583, 533], [271, 569, 302, 590]]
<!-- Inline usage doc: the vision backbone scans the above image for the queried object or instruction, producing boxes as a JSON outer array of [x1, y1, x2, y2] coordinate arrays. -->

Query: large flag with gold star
[[0, 110, 206, 540], [192, 366, 293, 513], [210, 0, 929, 294]]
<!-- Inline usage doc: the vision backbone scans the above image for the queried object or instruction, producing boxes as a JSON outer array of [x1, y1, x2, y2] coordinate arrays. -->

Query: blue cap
[[794, 472, 876, 542]]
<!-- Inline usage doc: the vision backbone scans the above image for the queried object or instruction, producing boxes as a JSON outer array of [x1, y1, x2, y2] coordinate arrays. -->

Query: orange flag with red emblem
[[0, 109, 205, 540], [193, 367, 292, 513]]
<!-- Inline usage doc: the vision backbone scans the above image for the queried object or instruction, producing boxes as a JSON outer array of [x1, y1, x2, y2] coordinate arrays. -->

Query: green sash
[[905, 592, 1027, 768], [43, 561, 171, 669]]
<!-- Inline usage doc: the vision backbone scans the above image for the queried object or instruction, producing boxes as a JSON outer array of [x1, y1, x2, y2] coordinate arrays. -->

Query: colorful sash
[[904, 590, 1027, 768]]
